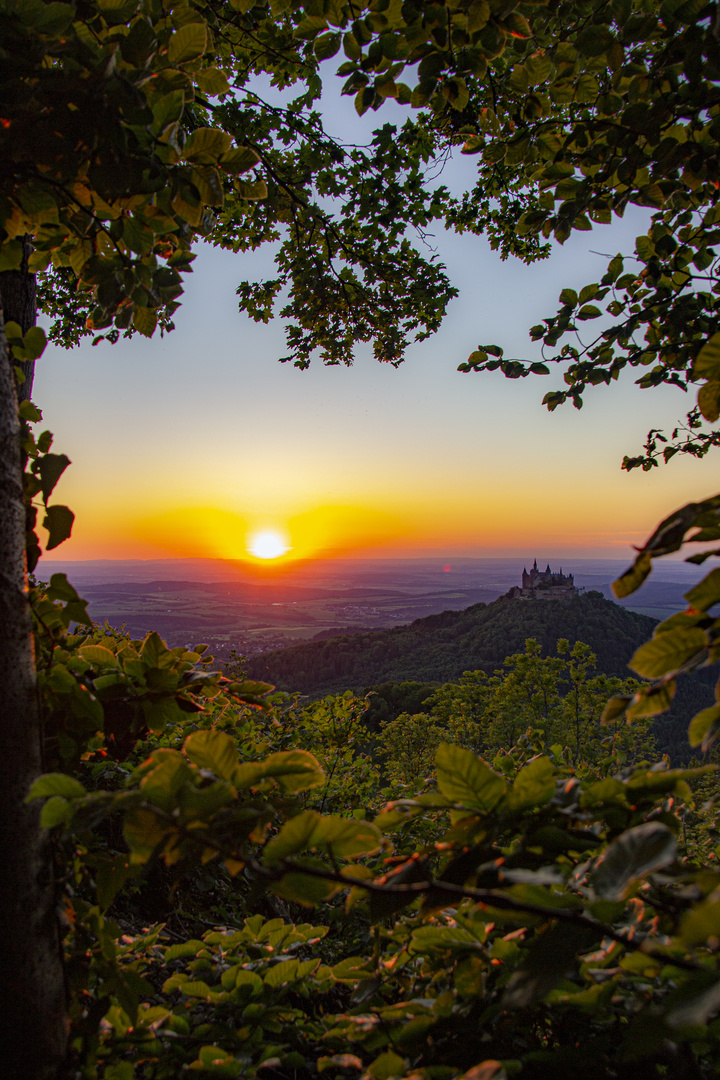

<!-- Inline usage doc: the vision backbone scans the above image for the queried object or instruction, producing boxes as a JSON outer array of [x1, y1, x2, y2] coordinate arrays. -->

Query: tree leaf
[[132, 306, 158, 337], [42, 504, 75, 549], [184, 729, 239, 781], [263, 809, 381, 864], [220, 147, 260, 175], [612, 551, 652, 598], [501, 756, 555, 813], [27, 773, 86, 800], [591, 822, 676, 900], [697, 379, 720, 422], [629, 627, 708, 678], [368, 1052, 406, 1080], [37, 453, 70, 504], [684, 568, 720, 612], [693, 332, 720, 381], [688, 704, 720, 750], [168, 22, 208, 64], [183, 127, 232, 164], [40, 796, 73, 828], [234, 749, 324, 793], [435, 743, 507, 810]]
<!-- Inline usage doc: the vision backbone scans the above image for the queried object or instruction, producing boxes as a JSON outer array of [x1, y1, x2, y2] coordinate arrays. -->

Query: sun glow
[[247, 529, 290, 560]]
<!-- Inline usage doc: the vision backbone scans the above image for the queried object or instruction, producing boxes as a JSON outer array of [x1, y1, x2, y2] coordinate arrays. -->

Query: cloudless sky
[[35, 82, 719, 567]]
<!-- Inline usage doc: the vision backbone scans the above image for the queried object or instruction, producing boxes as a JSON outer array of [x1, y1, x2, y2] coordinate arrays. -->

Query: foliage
[[606, 495, 720, 760], [250, 595, 701, 759], [2, 0, 459, 369], [309, 0, 720, 466], [23, 588, 720, 1077], [30, 673, 720, 1079], [250, 594, 661, 692], [11, 4, 720, 1079], [376, 711, 448, 791]]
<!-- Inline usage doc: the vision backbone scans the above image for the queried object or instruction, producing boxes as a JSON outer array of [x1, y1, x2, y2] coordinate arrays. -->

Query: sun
[[247, 529, 290, 560]]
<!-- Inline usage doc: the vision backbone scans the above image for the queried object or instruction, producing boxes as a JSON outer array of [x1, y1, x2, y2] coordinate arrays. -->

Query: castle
[[507, 560, 579, 601]]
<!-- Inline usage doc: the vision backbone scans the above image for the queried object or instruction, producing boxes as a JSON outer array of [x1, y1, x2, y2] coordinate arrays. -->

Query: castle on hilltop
[[507, 560, 579, 601]]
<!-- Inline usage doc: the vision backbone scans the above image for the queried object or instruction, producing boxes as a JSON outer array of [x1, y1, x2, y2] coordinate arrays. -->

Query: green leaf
[[272, 859, 341, 906], [234, 749, 324, 793], [19, 401, 42, 422], [693, 332, 720, 381], [435, 743, 507, 810], [688, 704, 720, 750], [264, 957, 319, 988], [234, 178, 268, 200], [123, 807, 173, 863], [28, 773, 86, 800], [680, 899, 720, 946], [141, 631, 168, 666], [613, 551, 652, 598], [183, 127, 232, 164], [219, 147, 260, 175], [40, 796, 72, 828], [164, 939, 205, 961], [183, 729, 239, 781], [22, 326, 47, 360], [42, 504, 74, 549], [37, 453, 70, 504], [629, 627, 708, 678], [78, 644, 117, 666], [684, 568, 720, 612], [368, 1052, 406, 1080], [697, 380, 720, 422], [263, 810, 381, 864], [168, 22, 208, 64], [625, 681, 675, 719], [526, 53, 552, 84], [293, 15, 328, 39], [132, 306, 158, 337], [314, 32, 341, 59], [601, 695, 632, 723], [591, 822, 676, 900], [577, 304, 602, 320], [195, 67, 230, 96], [410, 925, 482, 954], [501, 756, 555, 813]]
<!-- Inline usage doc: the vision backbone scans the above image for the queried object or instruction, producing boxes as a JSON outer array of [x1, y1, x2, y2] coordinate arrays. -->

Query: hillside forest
[[5, 2, 720, 1080]]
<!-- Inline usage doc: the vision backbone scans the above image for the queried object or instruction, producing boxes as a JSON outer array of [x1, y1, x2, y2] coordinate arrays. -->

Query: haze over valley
[[42, 555, 705, 661]]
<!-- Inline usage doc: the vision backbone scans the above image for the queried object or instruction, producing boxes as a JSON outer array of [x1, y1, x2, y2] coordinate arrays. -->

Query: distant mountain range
[[248, 592, 710, 761]]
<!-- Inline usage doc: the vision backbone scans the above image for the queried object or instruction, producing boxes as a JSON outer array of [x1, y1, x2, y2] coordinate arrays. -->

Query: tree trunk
[[0, 309, 67, 1078], [0, 234, 38, 402]]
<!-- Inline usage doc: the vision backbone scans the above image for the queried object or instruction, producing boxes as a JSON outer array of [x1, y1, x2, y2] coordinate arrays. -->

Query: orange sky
[[35, 226, 719, 568]]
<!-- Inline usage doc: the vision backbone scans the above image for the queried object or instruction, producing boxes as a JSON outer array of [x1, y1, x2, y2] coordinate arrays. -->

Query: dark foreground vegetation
[[4, 0, 720, 1078]]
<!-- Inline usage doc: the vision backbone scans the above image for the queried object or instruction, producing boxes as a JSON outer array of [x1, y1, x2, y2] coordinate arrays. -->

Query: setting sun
[[247, 529, 290, 560]]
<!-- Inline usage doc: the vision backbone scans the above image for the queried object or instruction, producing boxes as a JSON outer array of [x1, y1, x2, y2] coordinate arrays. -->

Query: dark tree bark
[[0, 308, 67, 1078], [0, 234, 38, 402]]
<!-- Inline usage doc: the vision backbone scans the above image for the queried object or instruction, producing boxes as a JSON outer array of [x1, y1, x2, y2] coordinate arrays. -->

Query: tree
[[0, 3, 455, 1075], [312, 0, 720, 465], [5, 2, 720, 1076]]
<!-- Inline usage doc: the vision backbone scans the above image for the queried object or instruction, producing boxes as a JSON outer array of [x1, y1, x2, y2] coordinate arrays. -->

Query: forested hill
[[248, 593, 659, 696]]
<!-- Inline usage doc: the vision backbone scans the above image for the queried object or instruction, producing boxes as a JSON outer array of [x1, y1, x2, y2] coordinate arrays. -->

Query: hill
[[249, 592, 658, 693], [248, 592, 710, 760]]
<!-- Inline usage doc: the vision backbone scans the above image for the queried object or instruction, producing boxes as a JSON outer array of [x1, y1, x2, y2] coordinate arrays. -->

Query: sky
[[34, 87, 719, 568]]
